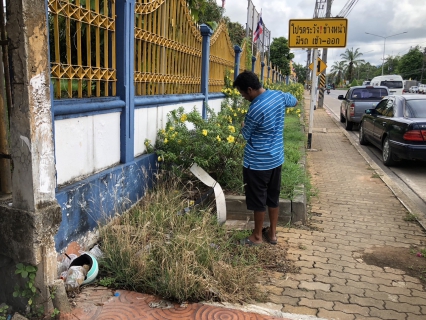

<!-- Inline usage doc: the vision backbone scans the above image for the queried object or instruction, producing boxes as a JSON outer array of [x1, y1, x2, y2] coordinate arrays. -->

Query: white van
[[370, 75, 403, 95]]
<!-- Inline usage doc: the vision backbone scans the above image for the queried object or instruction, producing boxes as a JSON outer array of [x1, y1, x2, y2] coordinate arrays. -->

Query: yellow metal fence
[[134, 0, 202, 95], [48, 0, 116, 99], [209, 22, 235, 93], [48, 0, 281, 99]]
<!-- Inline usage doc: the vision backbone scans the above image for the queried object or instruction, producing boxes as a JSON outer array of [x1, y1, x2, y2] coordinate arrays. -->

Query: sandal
[[262, 228, 277, 245], [240, 237, 262, 246]]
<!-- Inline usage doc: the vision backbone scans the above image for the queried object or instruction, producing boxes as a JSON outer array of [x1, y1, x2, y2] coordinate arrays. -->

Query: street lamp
[[365, 31, 407, 75]]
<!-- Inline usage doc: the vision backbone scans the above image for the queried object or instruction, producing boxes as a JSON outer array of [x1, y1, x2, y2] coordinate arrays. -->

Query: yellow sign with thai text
[[288, 18, 348, 48]]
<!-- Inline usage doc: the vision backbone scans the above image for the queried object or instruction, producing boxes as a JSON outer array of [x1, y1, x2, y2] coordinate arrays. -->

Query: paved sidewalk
[[61, 92, 426, 320], [260, 93, 426, 319]]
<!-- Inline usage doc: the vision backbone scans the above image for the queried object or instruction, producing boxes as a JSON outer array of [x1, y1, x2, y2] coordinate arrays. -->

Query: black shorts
[[243, 165, 282, 212]]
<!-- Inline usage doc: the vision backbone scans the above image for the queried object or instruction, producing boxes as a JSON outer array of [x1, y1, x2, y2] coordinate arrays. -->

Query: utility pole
[[305, 49, 311, 89], [421, 48, 426, 83], [308, 0, 324, 149], [317, 0, 332, 109]]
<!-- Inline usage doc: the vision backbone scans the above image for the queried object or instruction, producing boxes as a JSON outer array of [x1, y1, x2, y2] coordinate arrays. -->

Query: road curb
[[323, 102, 426, 231]]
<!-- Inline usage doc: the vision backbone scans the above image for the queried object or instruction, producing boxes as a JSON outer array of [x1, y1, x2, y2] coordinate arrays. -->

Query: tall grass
[[281, 107, 306, 199], [99, 173, 267, 303]]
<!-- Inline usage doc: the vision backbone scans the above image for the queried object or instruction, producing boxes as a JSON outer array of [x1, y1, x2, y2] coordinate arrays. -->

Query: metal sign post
[[307, 48, 318, 149]]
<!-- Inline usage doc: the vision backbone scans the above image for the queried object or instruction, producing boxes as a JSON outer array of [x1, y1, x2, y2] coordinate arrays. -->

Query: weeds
[[99, 173, 267, 303], [404, 213, 418, 222]]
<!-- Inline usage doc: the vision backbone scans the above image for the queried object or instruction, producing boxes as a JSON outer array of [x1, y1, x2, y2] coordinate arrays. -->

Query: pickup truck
[[338, 86, 389, 131]]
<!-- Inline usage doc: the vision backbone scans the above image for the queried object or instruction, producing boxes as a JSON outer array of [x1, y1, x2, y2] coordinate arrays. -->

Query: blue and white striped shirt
[[241, 90, 297, 170]]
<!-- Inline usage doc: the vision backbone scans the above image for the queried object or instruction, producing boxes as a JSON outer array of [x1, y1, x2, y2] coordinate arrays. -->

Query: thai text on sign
[[288, 19, 348, 48]]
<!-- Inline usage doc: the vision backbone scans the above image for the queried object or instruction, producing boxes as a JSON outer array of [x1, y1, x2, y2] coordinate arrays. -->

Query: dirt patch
[[257, 243, 300, 274], [361, 246, 426, 287]]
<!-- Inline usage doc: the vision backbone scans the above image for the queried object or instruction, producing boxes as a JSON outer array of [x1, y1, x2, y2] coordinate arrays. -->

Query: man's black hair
[[233, 70, 262, 92]]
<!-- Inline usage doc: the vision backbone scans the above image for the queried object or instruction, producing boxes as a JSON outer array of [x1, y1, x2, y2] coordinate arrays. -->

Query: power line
[[337, 0, 359, 18]]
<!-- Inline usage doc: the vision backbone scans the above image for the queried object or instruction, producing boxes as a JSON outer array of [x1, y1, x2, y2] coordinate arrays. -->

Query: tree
[[292, 62, 307, 84], [188, 0, 223, 28], [269, 37, 294, 75], [398, 46, 424, 80], [225, 19, 245, 46], [381, 55, 401, 75], [340, 47, 365, 82], [355, 62, 377, 81], [330, 61, 346, 86]]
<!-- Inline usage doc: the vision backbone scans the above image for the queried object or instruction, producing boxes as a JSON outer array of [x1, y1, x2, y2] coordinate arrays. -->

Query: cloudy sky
[[216, 0, 426, 74]]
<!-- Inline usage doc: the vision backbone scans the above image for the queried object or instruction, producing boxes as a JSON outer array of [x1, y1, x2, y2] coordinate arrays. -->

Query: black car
[[359, 95, 426, 166]]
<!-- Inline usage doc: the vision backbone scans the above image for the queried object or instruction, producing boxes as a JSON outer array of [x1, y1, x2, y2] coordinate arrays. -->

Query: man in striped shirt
[[233, 71, 298, 246]]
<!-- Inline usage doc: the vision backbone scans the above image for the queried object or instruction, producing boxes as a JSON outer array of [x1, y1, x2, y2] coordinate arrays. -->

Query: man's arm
[[241, 115, 258, 141], [284, 93, 298, 108]]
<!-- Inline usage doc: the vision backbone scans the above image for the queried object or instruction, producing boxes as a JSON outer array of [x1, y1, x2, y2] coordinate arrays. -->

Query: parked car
[[359, 95, 426, 166], [338, 86, 389, 131], [418, 84, 426, 94], [409, 86, 419, 93]]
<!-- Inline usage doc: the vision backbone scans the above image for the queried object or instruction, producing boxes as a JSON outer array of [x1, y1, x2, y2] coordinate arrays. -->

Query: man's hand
[[241, 121, 245, 128]]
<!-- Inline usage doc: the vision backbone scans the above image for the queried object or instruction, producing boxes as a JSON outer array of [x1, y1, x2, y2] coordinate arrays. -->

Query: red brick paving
[[61, 287, 287, 320]]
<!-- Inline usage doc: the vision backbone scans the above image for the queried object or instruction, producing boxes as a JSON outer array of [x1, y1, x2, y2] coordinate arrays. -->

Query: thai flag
[[253, 15, 263, 42]]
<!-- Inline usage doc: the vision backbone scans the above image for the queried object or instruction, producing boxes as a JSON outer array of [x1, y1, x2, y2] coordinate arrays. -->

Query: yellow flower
[[158, 156, 162, 162], [227, 135, 235, 143], [228, 125, 235, 133], [216, 135, 221, 142], [144, 140, 150, 146], [202, 129, 208, 136], [180, 114, 187, 122], [164, 138, 168, 144], [234, 113, 237, 117], [169, 127, 174, 131], [230, 69, 234, 74], [298, 114, 301, 117], [178, 139, 182, 144], [161, 129, 166, 134], [217, 123, 221, 127]]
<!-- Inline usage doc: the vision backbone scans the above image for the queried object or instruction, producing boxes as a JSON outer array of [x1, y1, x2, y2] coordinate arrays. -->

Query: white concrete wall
[[54, 113, 121, 185], [134, 101, 204, 156], [54, 98, 225, 184], [208, 98, 223, 114]]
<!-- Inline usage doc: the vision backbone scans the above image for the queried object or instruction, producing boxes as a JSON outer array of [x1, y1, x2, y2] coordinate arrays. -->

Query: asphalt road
[[321, 89, 426, 217]]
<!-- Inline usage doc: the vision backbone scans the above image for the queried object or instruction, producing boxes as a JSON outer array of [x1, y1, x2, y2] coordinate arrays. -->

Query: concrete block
[[292, 184, 307, 224], [11, 313, 28, 320], [50, 280, 71, 314], [225, 195, 292, 223]]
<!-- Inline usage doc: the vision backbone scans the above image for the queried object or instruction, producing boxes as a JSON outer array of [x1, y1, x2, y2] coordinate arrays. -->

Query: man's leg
[[248, 210, 265, 244], [267, 206, 279, 242]]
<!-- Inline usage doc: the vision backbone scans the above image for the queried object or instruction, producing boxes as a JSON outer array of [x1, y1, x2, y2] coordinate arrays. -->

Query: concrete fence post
[[251, 55, 256, 73], [233, 45, 242, 80], [200, 24, 213, 119], [116, 0, 135, 163], [1, 0, 61, 313]]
